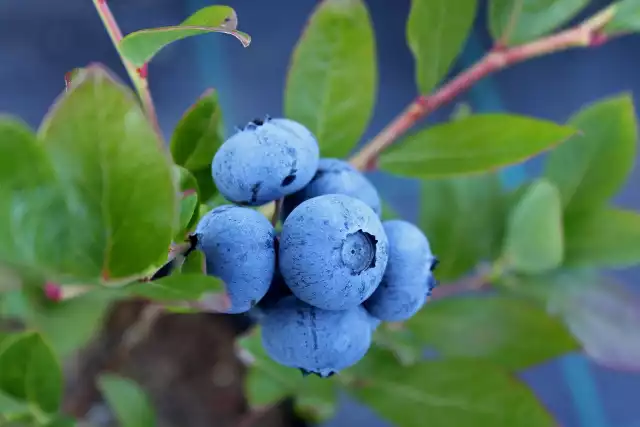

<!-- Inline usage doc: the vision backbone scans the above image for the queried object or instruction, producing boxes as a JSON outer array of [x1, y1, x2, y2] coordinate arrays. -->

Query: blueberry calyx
[[341, 230, 377, 275]]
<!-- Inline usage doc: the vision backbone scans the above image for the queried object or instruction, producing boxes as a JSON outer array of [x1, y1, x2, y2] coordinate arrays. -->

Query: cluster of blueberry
[[193, 117, 438, 377]]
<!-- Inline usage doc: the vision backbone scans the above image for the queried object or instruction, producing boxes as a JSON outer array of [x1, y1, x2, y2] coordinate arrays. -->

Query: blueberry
[[279, 194, 389, 310], [260, 296, 372, 377], [194, 205, 276, 313], [282, 158, 381, 220], [212, 117, 320, 206], [364, 220, 436, 322]]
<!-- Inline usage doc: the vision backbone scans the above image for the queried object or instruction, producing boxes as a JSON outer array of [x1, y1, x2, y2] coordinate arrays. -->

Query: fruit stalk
[[91, 0, 161, 136], [349, 6, 617, 171]]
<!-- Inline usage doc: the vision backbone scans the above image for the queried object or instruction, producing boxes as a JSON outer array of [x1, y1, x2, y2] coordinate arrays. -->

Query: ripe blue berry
[[261, 296, 372, 377], [212, 117, 320, 206], [194, 205, 276, 313], [279, 194, 389, 310], [282, 158, 381, 220], [364, 220, 436, 322]]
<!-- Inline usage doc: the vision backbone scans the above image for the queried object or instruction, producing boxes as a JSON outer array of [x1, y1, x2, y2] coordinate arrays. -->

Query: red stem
[[91, 0, 161, 136], [349, 7, 615, 171]]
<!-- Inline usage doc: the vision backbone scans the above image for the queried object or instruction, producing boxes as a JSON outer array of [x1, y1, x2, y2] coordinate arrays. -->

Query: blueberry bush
[[1, 0, 640, 426]]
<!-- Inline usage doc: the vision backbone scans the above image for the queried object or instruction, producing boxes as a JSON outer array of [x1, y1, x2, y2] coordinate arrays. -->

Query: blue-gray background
[[1, 0, 638, 426]]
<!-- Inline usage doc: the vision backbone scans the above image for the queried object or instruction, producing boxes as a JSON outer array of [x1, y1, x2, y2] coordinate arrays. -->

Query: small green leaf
[[176, 193, 199, 239], [564, 207, 640, 268], [98, 374, 156, 427], [284, 0, 377, 158], [604, 0, 640, 35], [173, 165, 200, 195], [489, 0, 590, 45], [406, 0, 477, 94], [502, 179, 563, 274], [181, 249, 206, 274], [419, 173, 506, 281], [545, 94, 637, 215], [170, 89, 224, 172], [25, 336, 62, 414], [119, 6, 251, 67], [505, 271, 640, 371], [0, 333, 62, 414], [22, 287, 118, 358], [406, 295, 578, 370], [192, 167, 218, 204], [380, 114, 575, 178], [131, 273, 224, 301], [239, 330, 337, 421], [348, 348, 555, 427]]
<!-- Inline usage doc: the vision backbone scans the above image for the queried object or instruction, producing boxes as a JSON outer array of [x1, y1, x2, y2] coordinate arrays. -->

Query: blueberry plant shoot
[[1, 0, 640, 426]]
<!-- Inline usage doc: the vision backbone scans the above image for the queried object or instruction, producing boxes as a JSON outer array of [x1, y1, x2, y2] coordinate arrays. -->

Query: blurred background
[[1, 0, 639, 426]]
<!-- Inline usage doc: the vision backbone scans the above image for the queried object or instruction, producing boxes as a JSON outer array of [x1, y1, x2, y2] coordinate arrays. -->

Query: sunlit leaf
[[120, 6, 250, 67], [380, 114, 575, 178], [284, 0, 377, 158], [407, 0, 477, 94]]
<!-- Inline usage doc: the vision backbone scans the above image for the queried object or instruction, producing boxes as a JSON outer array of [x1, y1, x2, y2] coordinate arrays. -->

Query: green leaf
[[349, 348, 555, 427], [0, 66, 176, 283], [372, 326, 424, 366], [406, 0, 477, 94], [181, 249, 206, 274], [0, 332, 62, 414], [406, 295, 577, 370], [544, 95, 637, 215], [98, 374, 156, 427], [604, 0, 640, 35], [564, 207, 640, 268], [43, 415, 77, 427], [0, 118, 67, 278], [64, 68, 82, 92], [22, 287, 118, 358], [131, 273, 224, 301], [173, 165, 199, 195], [502, 179, 563, 274], [239, 330, 337, 421], [39, 66, 177, 282], [419, 173, 506, 281], [176, 192, 199, 240], [379, 114, 575, 178], [192, 167, 218, 204], [489, 0, 590, 45], [170, 89, 224, 172], [0, 390, 26, 414], [284, 0, 377, 158], [119, 6, 251, 67], [505, 271, 640, 371]]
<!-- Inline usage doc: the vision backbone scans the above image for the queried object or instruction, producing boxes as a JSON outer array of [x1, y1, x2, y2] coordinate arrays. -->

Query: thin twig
[[91, 0, 161, 136], [431, 264, 494, 300], [349, 6, 617, 171]]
